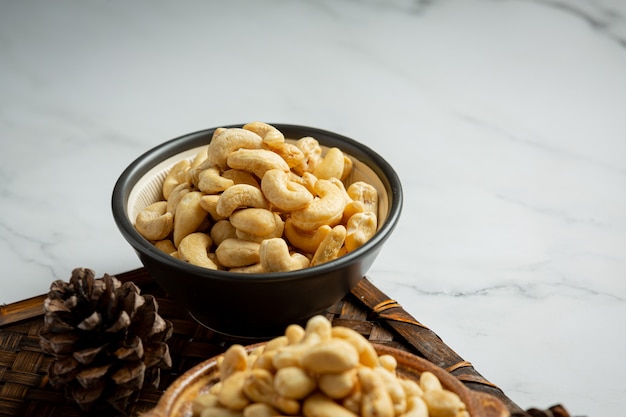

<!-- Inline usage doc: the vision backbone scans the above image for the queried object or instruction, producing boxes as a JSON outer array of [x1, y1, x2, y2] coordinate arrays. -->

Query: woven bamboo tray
[[0, 268, 569, 417]]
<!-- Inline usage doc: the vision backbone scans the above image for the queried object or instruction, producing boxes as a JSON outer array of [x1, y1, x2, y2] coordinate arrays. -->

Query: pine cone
[[39, 268, 173, 413]]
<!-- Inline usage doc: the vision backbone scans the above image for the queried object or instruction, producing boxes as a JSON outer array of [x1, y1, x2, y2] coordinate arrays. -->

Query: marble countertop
[[2, 1, 625, 415]]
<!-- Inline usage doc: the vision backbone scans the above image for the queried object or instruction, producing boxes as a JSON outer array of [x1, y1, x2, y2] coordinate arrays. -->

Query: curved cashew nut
[[358, 367, 395, 417], [271, 142, 305, 168], [190, 147, 209, 169], [303, 392, 360, 417], [301, 338, 359, 374], [243, 368, 300, 415], [259, 238, 310, 272], [216, 184, 269, 217], [215, 238, 261, 268], [422, 389, 466, 417], [311, 225, 346, 267], [154, 239, 176, 255], [219, 344, 248, 380], [199, 194, 227, 221], [243, 121, 285, 149], [197, 166, 235, 194], [284, 218, 331, 254], [331, 326, 378, 368], [235, 212, 284, 243], [274, 366, 316, 400], [294, 136, 322, 174], [229, 208, 277, 237], [226, 148, 289, 179], [206, 128, 263, 169], [135, 201, 174, 241], [222, 169, 260, 189], [313, 147, 346, 180], [261, 169, 314, 211], [347, 181, 379, 215], [290, 179, 345, 231], [218, 370, 249, 411], [162, 159, 191, 200], [173, 191, 208, 247], [178, 232, 218, 269], [318, 369, 358, 399], [210, 219, 237, 246], [166, 181, 191, 214], [374, 367, 408, 416], [345, 211, 377, 252]]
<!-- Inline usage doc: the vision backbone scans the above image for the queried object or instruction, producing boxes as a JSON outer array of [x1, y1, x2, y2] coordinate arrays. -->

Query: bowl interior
[[126, 141, 390, 234]]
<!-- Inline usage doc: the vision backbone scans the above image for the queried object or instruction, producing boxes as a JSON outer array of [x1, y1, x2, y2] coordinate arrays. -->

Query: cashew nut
[[243, 368, 300, 415], [220, 344, 249, 380], [242, 403, 279, 417], [290, 179, 345, 231], [229, 208, 278, 237], [191, 393, 220, 415], [210, 219, 238, 246], [235, 212, 284, 243], [178, 232, 218, 269], [419, 371, 442, 392], [227, 148, 290, 179], [294, 136, 323, 174], [270, 142, 305, 168], [261, 169, 314, 211], [311, 224, 347, 266], [402, 396, 429, 417], [207, 128, 263, 169], [222, 169, 261, 189], [218, 370, 250, 411], [274, 366, 316, 400], [331, 326, 378, 368], [284, 219, 331, 254], [358, 367, 395, 417], [301, 338, 359, 374], [313, 147, 346, 180], [422, 389, 466, 417], [135, 201, 174, 241], [345, 211, 377, 252], [259, 238, 310, 272], [215, 238, 261, 268], [374, 366, 408, 416], [303, 393, 359, 417], [198, 166, 235, 194], [318, 369, 358, 399], [173, 191, 208, 247], [243, 121, 285, 149], [154, 239, 176, 255], [347, 181, 379, 215], [216, 184, 269, 218], [200, 194, 227, 221], [162, 159, 191, 200], [166, 181, 192, 214]]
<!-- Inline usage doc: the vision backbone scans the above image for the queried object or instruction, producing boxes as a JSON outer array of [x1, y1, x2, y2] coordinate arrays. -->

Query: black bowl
[[112, 124, 402, 338]]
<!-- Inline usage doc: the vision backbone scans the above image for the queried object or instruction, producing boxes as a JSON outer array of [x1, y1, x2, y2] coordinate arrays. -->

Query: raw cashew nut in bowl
[[112, 122, 403, 338], [150, 316, 509, 417]]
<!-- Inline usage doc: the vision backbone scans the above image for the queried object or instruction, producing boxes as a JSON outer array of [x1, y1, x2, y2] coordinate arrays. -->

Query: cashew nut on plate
[[133, 122, 382, 273], [190, 315, 470, 417]]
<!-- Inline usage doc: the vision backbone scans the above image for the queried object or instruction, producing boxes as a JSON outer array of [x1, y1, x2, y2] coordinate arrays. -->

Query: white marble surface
[[1, 0, 625, 415]]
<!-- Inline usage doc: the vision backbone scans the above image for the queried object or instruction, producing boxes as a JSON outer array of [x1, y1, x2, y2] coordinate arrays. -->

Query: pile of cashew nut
[[134, 122, 380, 272], [190, 315, 469, 417]]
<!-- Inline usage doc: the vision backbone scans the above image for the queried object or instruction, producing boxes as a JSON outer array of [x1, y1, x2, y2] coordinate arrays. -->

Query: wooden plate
[[153, 343, 510, 417]]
